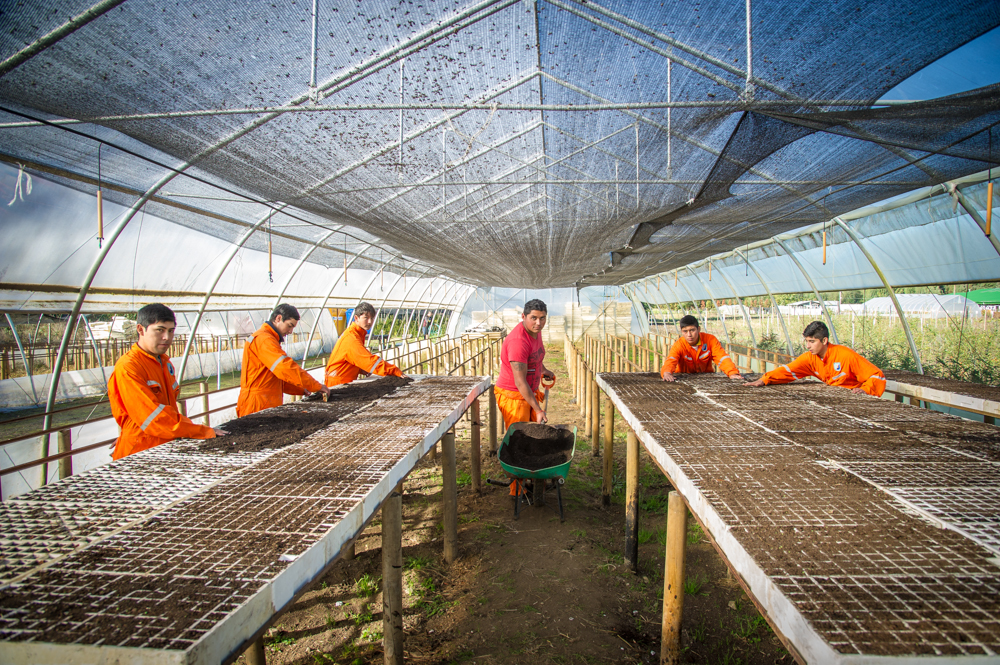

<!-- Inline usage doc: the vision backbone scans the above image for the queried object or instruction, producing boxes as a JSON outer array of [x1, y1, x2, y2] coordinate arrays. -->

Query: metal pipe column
[[773, 237, 840, 344]]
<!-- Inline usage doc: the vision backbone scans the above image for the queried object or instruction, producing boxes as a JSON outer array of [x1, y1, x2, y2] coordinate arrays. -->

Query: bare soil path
[[242, 344, 789, 665]]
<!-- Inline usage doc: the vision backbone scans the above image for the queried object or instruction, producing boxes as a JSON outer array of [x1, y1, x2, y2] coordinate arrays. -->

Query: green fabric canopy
[[964, 288, 1000, 305]]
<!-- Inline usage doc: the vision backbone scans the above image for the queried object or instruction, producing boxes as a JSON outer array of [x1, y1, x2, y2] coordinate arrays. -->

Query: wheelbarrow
[[487, 422, 576, 522]]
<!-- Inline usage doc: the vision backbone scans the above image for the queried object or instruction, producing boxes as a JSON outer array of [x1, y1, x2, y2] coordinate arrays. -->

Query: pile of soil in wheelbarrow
[[197, 375, 412, 454], [499, 423, 575, 470]]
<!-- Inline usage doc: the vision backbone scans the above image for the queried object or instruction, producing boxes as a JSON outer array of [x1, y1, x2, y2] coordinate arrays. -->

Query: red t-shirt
[[496, 323, 545, 392]]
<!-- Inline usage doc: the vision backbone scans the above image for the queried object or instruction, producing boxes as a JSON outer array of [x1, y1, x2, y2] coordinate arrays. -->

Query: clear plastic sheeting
[[0, 1, 996, 290], [860, 295, 982, 320], [636, 175, 1000, 305]]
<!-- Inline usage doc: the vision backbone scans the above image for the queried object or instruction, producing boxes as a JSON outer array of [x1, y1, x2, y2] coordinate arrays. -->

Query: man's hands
[[743, 378, 765, 387], [541, 367, 555, 381], [730, 373, 745, 381], [318, 385, 331, 396], [661, 371, 675, 382], [213, 428, 229, 436], [534, 409, 548, 424], [851, 387, 868, 395]]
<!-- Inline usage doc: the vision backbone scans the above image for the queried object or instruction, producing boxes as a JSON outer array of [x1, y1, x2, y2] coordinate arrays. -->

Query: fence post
[[57, 429, 72, 479], [199, 382, 209, 426]]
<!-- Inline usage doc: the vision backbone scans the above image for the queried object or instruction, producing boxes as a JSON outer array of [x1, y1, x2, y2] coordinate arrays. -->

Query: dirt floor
[[241, 344, 789, 665]]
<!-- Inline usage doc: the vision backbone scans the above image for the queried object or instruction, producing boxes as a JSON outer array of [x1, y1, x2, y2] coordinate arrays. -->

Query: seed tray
[[597, 371, 1000, 662], [0, 375, 490, 663]]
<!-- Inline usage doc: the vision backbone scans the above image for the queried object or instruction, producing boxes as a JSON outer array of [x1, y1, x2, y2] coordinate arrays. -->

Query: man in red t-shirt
[[494, 299, 556, 495]]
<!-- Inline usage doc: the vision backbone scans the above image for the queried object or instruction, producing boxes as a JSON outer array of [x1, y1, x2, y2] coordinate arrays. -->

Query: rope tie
[[7, 163, 32, 206]]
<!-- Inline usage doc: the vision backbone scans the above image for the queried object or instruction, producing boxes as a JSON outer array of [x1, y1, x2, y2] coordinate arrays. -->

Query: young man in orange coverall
[[325, 301, 404, 386], [744, 320, 886, 396], [108, 304, 224, 460], [660, 315, 744, 382], [494, 299, 556, 496], [237, 304, 329, 416]]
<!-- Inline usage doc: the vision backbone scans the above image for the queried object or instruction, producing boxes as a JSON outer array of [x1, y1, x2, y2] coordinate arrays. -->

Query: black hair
[[523, 299, 547, 315], [271, 303, 300, 322], [678, 314, 700, 329], [355, 301, 376, 318], [136, 303, 175, 327], [803, 320, 830, 340]]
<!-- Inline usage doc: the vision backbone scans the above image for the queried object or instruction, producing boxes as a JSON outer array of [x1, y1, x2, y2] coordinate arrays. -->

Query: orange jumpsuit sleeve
[[659, 338, 685, 375], [847, 351, 887, 397], [115, 365, 215, 440], [761, 353, 818, 385], [344, 335, 403, 378], [257, 334, 324, 394], [707, 336, 739, 376]]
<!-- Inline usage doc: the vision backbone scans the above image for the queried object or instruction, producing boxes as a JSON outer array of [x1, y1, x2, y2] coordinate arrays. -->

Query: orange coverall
[[237, 322, 325, 417], [659, 332, 739, 377], [760, 343, 886, 397], [108, 344, 215, 460], [324, 322, 403, 386]]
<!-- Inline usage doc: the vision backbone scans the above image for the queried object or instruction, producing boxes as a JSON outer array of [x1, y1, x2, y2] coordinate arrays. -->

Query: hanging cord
[[267, 207, 273, 283], [96, 143, 104, 248], [7, 162, 32, 206], [822, 220, 827, 265]]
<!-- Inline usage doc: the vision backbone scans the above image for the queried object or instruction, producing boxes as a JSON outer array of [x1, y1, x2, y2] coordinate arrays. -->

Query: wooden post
[[489, 388, 499, 453], [625, 429, 640, 571], [584, 367, 593, 433], [471, 398, 481, 493], [591, 378, 600, 456], [199, 381, 209, 426], [660, 491, 687, 665], [602, 399, 614, 506], [382, 481, 404, 665], [441, 429, 458, 563], [245, 637, 266, 665], [57, 429, 72, 479]]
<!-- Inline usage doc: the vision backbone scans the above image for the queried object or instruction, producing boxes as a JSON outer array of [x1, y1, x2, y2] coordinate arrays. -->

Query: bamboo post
[[625, 429, 640, 571], [660, 491, 687, 665], [382, 481, 404, 665], [591, 378, 600, 456], [441, 428, 458, 563], [199, 381, 209, 426], [489, 388, 499, 453], [244, 638, 266, 665], [602, 399, 614, 506], [57, 429, 72, 479], [471, 398, 481, 493], [584, 367, 593, 433]]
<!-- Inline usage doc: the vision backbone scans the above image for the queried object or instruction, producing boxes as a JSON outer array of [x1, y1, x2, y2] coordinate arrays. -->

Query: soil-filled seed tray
[[0, 375, 490, 664], [597, 371, 1000, 663]]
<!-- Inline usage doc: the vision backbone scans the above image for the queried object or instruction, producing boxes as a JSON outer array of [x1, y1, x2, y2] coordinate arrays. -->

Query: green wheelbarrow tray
[[492, 423, 577, 522]]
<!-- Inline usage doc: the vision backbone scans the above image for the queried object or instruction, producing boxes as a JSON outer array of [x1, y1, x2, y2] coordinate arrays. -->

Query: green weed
[[733, 613, 768, 644], [687, 522, 704, 545], [265, 632, 295, 648], [640, 493, 670, 513], [359, 625, 382, 643], [404, 555, 432, 570], [459, 512, 479, 524], [684, 572, 709, 596], [638, 528, 656, 544], [691, 618, 708, 643], [355, 573, 379, 597], [456, 471, 472, 487]]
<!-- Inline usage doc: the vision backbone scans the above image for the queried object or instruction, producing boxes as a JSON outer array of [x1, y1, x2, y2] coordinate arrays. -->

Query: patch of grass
[[684, 572, 709, 596], [570, 528, 587, 538], [521, 604, 540, 613], [346, 607, 374, 625], [265, 632, 296, 648], [720, 645, 744, 665], [325, 614, 336, 628], [638, 528, 656, 544], [640, 493, 670, 513], [459, 512, 479, 524], [687, 522, 704, 545], [404, 555, 432, 570], [355, 573, 379, 597], [733, 613, 768, 644], [691, 618, 708, 643], [359, 625, 382, 643], [448, 650, 476, 664], [456, 471, 472, 487]]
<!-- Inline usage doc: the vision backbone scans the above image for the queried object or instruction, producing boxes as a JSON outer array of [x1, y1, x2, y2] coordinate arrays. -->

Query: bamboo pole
[[489, 388, 499, 453], [199, 381, 209, 426], [57, 429, 72, 479], [585, 367, 593, 434], [382, 481, 404, 665], [441, 428, 458, 563], [470, 398, 481, 493], [591, 377, 600, 457], [244, 638, 266, 665], [625, 429, 640, 571], [660, 491, 687, 665], [602, 398, 614, 506]]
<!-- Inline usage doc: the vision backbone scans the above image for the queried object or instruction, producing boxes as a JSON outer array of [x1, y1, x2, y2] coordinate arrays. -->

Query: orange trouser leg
[[494, 387, 544, 495]]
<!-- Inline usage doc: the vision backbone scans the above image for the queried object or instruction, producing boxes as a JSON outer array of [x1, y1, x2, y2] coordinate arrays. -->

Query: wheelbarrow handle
[[486, 478, 511, 488]]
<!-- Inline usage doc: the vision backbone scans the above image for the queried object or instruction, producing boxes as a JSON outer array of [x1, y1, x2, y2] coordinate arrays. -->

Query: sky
[[880, 25, 1000, 101]]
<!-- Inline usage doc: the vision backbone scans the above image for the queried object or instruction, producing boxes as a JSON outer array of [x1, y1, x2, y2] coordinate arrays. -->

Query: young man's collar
[[266, 320, 284, 341]]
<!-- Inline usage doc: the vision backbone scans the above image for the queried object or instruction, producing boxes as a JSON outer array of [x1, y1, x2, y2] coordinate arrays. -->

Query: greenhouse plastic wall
[[636, 176, 1000, 306]]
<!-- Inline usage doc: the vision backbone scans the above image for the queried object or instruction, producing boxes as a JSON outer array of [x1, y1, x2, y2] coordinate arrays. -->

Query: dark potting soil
[[499, 423, 575, 470], [196, 375, 412, 454]]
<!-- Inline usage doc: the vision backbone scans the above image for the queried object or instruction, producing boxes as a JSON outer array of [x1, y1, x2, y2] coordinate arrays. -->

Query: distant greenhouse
[[860, 294, 981, 319]]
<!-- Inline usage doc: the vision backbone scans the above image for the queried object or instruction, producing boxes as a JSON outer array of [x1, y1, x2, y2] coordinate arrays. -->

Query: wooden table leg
[[382, 481, 404, 665], [441, 429, 458, 563], [471, 398, 481, 493], [602, 399, 614, 507], [625, 429, 639, 571], [660, 491, 687, 665]]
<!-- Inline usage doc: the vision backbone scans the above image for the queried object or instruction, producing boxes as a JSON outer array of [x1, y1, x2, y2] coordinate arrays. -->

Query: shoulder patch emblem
[[168, 363, 175, 375], [833, 362, 841, 371]]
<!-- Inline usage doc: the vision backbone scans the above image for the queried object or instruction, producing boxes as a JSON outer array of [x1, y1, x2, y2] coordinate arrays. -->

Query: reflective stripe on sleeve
[[831, 371, 846, 381], [172, 382, 179, 391], [146, 380, 159, 387], [140, 404, 166, 431], [870, 375, 886, 382], [269, 354, 289, 373], [781, 364, 799, 379], [719, 355, 731, 363], [370, 357, 383, 373], [699, 352, 710, 359]]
